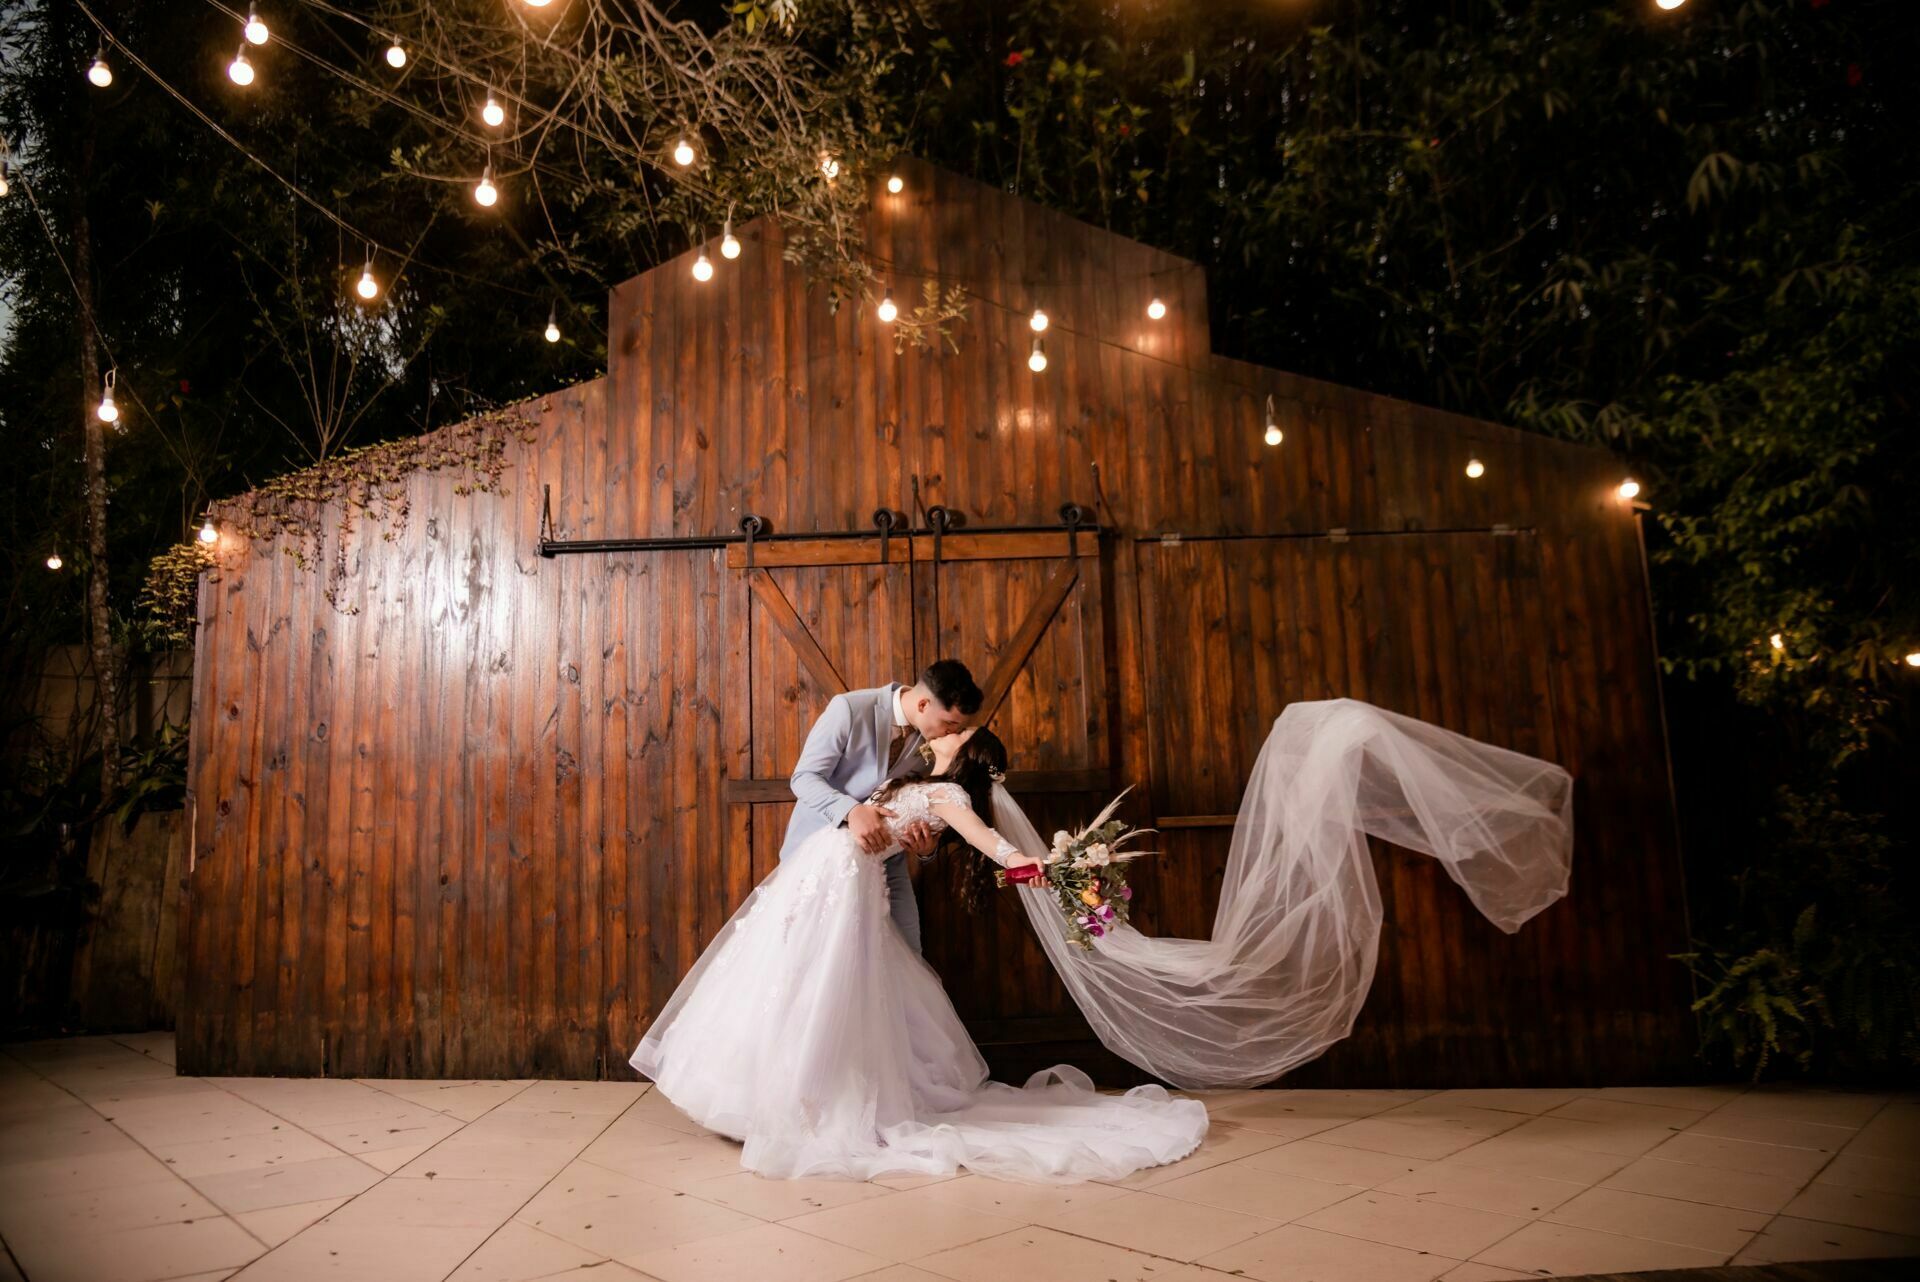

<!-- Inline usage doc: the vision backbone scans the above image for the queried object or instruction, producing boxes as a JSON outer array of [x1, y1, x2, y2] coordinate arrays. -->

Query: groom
[[782, 659, 984, 953]]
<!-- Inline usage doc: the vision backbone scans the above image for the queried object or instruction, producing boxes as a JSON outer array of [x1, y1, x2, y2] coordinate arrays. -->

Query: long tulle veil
[[988, 698, 1574, 1089]]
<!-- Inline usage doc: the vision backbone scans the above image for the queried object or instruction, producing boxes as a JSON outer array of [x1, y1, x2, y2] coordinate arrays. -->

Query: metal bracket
[[739, 514, 767, 567], [872, 508, 909, 564], [1158, 532, 1183, 546], [1328, 527, 1350, 544]]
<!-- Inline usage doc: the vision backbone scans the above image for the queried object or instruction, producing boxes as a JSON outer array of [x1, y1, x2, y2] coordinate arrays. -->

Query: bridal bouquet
[[996, 790, 1155, 950]]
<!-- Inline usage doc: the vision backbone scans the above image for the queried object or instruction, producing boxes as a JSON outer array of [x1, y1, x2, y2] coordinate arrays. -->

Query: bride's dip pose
[[629, 721, 1211, 1184]]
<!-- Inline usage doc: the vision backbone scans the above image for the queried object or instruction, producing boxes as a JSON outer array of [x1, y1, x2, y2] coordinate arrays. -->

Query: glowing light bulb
[[1146, 297, 1167, 320], [544, 319, 561, 343], [244, 5, 269, 45], [96, 389, 118, 423], [1263, 396, 1283, 447], [356, 259, 379, 301], [1465, 458, 1485, 479], [474, 165, 498, 207], [720, 218, 740, 259], [692, 252, 714, 282], [672, 137, 695, 167], [1028, 337, 1048, 373], [228, 46, 255, 86], [1905, 651, 1920, 668], [887, 174, 904, 194], [199, 519, 218, 545], [876, 295, 898, 324], [0, 169, 10, 198], [1029, 309, 1049, 333], [386, 40, 406, 69], [523, 0, 553, 7], [1617, 477, 1642, 502], [1769, 633, 1785, 651], [88, 52, 113, 88], [482, 92, 505, 128], [1656, 0, 1687, 10], [820, 153, 840, 181], [46, 552, 63, 571]]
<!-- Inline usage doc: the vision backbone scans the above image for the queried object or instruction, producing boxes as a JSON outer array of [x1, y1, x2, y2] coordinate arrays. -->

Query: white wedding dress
[[628, 779, 1210, 1183]]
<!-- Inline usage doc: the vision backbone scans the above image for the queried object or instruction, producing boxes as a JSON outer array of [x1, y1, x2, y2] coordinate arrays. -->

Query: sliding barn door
[[1134, 531, 1570, 1085]]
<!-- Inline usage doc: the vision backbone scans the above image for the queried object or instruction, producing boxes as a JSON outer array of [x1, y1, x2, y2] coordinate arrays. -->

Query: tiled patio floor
[[2, 1035, 1915, 1282]]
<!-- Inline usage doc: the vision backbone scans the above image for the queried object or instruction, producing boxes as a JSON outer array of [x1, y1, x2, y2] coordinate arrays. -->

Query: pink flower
[[1098, 905, 1116, 921], [1118, 886, 1133, 901], [1088, 923, 1105, 937]]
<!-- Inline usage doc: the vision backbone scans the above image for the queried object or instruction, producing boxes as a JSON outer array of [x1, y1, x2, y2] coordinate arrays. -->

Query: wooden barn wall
[[179, 159, 1694, 1084]]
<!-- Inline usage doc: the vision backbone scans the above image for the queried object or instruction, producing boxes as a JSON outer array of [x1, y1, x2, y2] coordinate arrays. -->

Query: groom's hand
[[847, 803, 895, 854], [900, 821, 935, 857]]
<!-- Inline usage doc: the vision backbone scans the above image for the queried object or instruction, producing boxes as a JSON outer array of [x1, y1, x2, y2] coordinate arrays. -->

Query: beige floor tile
[[516, 1161, 755, 1258], [9, 1213, 262, 1282], [1544, 1186, 1765, 1254], [868, 1171, 959, 1191], [189, 1155, 382, 1214], [1642, 1130, 1834, 1182], [150, 1126, 349, 1179], [1243, 1139, 1432, 1188], [687, 1169, 898, 1221], [231, 1219, 482, 1281], [1600, 1154, 1803, 1213], [1373, 1101, 1530, 1138], [1549, 1095, 1705, 1130], [357, 1139, 449, 1175], [1732, 1214, 1920, 1263], [1588, 1084, 1748, 1111], [1843, 1104, 1920, 1162], [920, 1172, 1129, 1221], [100, 1095, 288, 1149], [1152, 1161, 1358, 1221], [1298, 1189, 1528, 1259], [616, 1088, 720, 1137], [1098, 1121, 1287, 1189], [395, 1133, 588, 1184], [357, 1078, 536, 1122], [1472, 1220, 1725, 1274], [1815, 1150, 1920, 1197], [1376, 1159, 1585, 1218], [582, 1133, 748, 1192], [919, 1224, 1224, 1282], [1437, 1264, 1532, 1281], [206, 1078, 425, 1128], [786, 1183, 1022, 1262], [1, 1110, 145, 1162], [1207, 1095, 1358, 1139], [1198, 1221, 1456, 1282], [304, 1108, 464, 1158], [1724, 1086, 1884, 1127], [444, 1219, 606, 1281], [231, 1196, 353, 1247], [492, 1081, 649, 1117], [1444, 1133, 1631, 1185], [626, 1221, 888, 1282], [0, 1171, 221, 1235], [845, 1267, 955, 1282], [1687, 1112, 1857, 1153], [1039, 1189, 1271, 1261], [1427, 1089, 1586, 1116], [0, 1147, 185, 1202], [1308, 1119, 1488, 1161], [1781, 1182, 1920, 1236], [1496, 1115, 1673, 1158]]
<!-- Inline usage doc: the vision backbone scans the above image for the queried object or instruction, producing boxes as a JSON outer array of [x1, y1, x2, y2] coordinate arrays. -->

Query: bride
[[628, 725, 1211, 1184]]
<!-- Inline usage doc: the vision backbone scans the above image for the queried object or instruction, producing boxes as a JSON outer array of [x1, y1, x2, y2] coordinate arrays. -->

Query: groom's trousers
[[882, 852, 922, 954]]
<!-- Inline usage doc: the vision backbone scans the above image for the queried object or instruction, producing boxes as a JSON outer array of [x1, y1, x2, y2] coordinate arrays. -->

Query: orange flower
[[1079, 888, 1103, 908]]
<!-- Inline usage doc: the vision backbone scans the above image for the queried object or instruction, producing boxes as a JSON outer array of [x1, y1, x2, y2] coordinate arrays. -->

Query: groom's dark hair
[[921, 659, 983, 715]]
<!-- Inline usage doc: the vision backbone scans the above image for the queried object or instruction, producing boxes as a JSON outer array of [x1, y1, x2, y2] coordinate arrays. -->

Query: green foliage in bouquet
[[1000, 792, 1155, 950]]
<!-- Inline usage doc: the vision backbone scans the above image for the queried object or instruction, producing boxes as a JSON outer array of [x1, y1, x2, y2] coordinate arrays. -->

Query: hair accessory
[[987, 766, 1007, 783]]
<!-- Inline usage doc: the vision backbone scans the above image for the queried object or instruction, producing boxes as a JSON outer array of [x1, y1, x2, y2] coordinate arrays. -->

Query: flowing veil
[[989, 698, 1574, 1089]]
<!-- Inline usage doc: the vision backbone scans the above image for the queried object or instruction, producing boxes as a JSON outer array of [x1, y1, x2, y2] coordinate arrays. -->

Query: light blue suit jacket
[[781, 683, 925, 951]]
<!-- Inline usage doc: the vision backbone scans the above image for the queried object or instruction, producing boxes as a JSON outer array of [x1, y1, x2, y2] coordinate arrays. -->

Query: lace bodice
[[867, 780, 1023, 865]]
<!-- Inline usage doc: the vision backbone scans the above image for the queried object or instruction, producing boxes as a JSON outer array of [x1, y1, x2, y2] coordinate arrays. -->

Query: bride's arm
[[931, 803, 1044, 871]]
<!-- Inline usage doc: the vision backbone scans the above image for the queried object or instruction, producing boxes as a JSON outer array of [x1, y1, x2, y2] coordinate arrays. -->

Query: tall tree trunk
[[73, 115, 120, 790]]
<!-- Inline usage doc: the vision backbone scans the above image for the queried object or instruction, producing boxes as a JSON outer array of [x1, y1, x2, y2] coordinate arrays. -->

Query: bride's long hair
[[877, 728, 1008, 899]]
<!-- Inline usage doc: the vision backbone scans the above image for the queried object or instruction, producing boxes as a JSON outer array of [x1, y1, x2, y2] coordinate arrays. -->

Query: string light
[[819, 153, 840, 182], [692, 250, 714, 282], [45, 549, 63, 572], [481, 90, 505, 128], [1028, 336, 1048, 373], [1656, 0, 1687, 10], [227, 45, 255, 86], [1905, 651, 1920, 668], [1465, 457, 1485, 479], [887, 174, 904, 194], [1146, 297, 1167, 320], [385, 39, 407, 69], [95, 370, 119, 423], [1616, 477, 1642, 502], [522, 0, 554, 7], [88, 48, 113, 88], [0, 164, 9, 199], [244, 5, 269, 45], [473, 163, 498, 207], [1029, 308, 1049, 333], [199, 518, 219, 544], [544, 305, 560, 343], [1263, 395, 1283, 447], [672, 137, 696, 167], [1769, 633, 1785, 651], [876, 293, 898, 324], [355, 250, 379, 301], [720, 216, 740, 259]]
